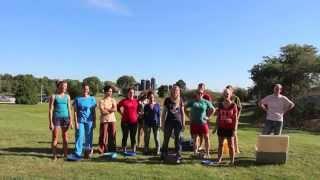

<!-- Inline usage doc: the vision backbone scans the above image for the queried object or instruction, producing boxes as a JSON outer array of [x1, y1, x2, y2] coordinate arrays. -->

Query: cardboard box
[[256, 135, 289, 164]]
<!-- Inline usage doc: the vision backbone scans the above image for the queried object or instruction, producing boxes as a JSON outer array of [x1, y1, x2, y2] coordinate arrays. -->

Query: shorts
[[190, 123, 209, 135], [53, 117, 70, 128], [217, 128, 234, 138], [262, 120, 283, 135]]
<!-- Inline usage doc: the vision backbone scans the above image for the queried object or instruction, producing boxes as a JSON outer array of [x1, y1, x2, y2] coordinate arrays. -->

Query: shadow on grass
[[37, 141, 100, 146], [0, 147, 73, 159], [235, 157, 287, 167], [90, 149, 204, 165]]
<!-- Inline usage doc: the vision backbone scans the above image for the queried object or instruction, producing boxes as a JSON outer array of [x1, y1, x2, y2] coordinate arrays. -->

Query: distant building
[[0, 96, 16, 104], [151, 78, 156, 90], [140, 80, 146, 91], [134, 83, 140, 91], [146, 80, 151, 90]]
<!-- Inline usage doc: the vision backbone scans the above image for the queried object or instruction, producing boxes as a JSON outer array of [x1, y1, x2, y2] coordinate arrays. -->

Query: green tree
[[175, 79, 187, 91], [15, 75, 39, 105], [83, 76, 102, 96], [250, 44, 320, 100], [116, 75, 136, 93], [157, 85, 169, 98], [103, 81, 119, 91], [233, 88, 249, 102], [38, 77, 56, 96], [66, 80, 82, 100], [0, 74, 14, 93]]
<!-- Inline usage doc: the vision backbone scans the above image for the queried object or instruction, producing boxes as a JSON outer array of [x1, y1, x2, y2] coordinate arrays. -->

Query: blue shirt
[[144, 103, 161, 127], [74, 96, 97, 123]]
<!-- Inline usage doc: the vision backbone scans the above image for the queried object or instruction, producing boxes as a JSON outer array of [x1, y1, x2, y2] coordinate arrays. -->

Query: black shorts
[[217, 128, 234, 138]]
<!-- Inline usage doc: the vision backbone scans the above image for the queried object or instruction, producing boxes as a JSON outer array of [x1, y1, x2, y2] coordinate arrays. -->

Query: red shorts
[[190, 123, 209, 135]]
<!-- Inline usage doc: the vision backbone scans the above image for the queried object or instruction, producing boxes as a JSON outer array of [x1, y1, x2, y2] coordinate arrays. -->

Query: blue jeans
[[75, 121, 93, 156], [262, 120, 283, 135]]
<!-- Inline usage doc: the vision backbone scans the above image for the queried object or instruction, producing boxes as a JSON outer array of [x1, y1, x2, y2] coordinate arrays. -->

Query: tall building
[[140, 80, 146, 91], [151, 78, 156, 90], [146, 80, 151, 90]]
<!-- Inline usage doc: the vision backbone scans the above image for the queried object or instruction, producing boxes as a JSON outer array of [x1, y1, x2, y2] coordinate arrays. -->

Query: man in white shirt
[[259, 84, 295, 135]]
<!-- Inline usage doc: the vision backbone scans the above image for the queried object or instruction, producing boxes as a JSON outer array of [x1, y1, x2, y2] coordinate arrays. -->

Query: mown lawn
[[0, 104, 319, 180]]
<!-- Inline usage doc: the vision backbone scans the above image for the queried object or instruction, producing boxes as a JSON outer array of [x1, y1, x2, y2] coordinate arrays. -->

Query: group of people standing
[[48, 80, 294, 165]]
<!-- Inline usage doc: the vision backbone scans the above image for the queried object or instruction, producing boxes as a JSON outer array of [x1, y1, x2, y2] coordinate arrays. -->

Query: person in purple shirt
[[143, 91, 161, 155]]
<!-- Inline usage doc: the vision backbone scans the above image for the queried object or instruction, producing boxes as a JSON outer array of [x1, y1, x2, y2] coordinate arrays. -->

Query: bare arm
[[117, 100, 123, 114], [99, 100, 110, 115], [213, 109, 219, 134], [74, 100, 78, 129], [48, 95, 55, 130], [259, 100, 268, 112], [110, 99, 117, 112], [285, 98, 295, 113], [233, 106, 239, 130], [181, 103, 186, 128], [161, 107, 167, 129], [67, 95, 73, 129], [92, 106, 96, 129], [207, 108, 214, 118]]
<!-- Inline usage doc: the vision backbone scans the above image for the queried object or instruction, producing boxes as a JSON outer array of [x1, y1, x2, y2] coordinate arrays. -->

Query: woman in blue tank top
[[49, 80, 73, 160]]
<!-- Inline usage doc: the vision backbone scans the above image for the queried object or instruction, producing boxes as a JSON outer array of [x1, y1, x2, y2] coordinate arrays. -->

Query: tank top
[[53, 95, 69, 118]]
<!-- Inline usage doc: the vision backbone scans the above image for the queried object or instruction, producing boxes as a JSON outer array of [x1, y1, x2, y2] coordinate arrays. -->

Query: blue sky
[[0, 0, 320, 91]]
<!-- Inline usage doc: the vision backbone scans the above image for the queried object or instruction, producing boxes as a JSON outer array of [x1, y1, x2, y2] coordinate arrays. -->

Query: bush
[[287, 95, 320, 128]]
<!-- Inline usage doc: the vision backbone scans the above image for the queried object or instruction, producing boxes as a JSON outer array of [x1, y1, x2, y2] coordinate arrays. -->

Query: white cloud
[[86, 0, 130, 15]]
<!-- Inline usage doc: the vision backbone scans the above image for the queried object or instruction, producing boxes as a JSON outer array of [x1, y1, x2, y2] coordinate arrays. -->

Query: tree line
[[1, 44, 319, 110]]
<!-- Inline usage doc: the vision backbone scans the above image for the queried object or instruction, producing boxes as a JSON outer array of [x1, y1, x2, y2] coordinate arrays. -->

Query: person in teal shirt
[[69, 83, 97, 160], [49, 80, 73, 161], [185, 90, 215, 159]]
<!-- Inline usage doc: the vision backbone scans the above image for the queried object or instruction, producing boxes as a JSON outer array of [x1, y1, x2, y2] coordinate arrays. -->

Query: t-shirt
[[144, 103, 161, 127], [164, 97, 184, 122], [117, 98, 139, 124], [99, 98, 117, 123], [186, 99, 214, 125], [217, 102, 238, 129], [217, 95, 242, 113], [261, 94, 295, 122], [74, 96, 97, 123]]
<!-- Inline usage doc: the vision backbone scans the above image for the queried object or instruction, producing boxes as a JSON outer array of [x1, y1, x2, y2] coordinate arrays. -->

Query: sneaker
[[176, 158, 181, 164], [67, 153, 82, 161]]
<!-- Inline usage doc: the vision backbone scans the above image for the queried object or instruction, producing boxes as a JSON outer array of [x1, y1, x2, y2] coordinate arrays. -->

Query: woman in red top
[[215, 88, 238, 165], [118, 88, 139, 153]]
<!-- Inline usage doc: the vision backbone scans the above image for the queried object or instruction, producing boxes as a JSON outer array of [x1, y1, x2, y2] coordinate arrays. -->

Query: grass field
[[0, 104, 320, 180]]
